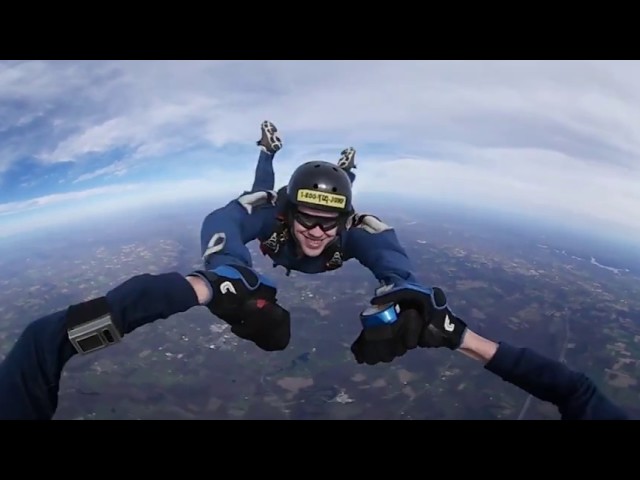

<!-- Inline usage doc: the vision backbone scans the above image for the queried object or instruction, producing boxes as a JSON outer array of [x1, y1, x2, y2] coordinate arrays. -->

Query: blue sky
[[1, 60, 640, 240]]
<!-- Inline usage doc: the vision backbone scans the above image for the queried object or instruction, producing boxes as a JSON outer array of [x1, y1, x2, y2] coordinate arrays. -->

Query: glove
[[351, 283, 467, 365], [416, 287, 468, 350], [350, 305, 424, 365], [372, 283, 468, 350], [190, 265, 290, 351]]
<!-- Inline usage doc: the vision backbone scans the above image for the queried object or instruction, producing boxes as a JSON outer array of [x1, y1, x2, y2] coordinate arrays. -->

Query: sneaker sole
[[338, 147, 356, 169], [261, 121, 282, 152]]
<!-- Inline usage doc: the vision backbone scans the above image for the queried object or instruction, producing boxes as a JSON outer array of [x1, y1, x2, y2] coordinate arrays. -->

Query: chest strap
[[259, 214, 289, 256]]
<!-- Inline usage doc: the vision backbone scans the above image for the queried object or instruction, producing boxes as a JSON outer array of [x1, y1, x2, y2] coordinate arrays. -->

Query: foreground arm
[[366, 283, 630, 420], [0, 273, 206, 420], [459, 329, 630, 420]]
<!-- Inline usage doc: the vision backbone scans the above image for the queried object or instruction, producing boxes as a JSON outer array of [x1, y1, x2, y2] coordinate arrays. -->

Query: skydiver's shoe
[[257, 120, 283, 154], [337, 147, 356, 171]]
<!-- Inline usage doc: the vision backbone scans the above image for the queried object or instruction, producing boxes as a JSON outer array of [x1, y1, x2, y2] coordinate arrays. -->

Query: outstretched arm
[[0, 273, 207, 420], [343, 214, 420, 286], [459, 329, 629, 420], [366, 281, 631, 420], [200, 192, 277, 270]]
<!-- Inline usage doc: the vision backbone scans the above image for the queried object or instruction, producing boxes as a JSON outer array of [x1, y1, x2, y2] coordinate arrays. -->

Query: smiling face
[[291, 205, 341, 257]]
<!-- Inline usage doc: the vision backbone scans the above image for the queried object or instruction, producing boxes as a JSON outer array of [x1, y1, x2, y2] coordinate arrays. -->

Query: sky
[[1, 60, 640, 243]]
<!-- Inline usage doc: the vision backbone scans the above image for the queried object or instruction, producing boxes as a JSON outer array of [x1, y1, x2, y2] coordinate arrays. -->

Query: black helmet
[[286, 161, 353, 214]]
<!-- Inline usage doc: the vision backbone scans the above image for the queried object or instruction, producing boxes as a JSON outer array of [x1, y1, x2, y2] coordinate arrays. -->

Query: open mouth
[[302, 233, 324, 247]]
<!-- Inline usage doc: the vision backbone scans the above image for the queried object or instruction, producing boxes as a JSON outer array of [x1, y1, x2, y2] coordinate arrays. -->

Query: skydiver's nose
[[307, 226, 324, 238]]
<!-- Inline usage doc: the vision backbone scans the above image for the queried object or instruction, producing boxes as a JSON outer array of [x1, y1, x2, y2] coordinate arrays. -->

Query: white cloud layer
[[1, 60, 640, 238]]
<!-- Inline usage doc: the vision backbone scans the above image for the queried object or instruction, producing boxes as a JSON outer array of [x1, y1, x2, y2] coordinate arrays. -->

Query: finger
[[419, 324, 443, 348], [351, 336, 365, 364], [371, 288, 430, 305], [376, 342, 396, 364], [359, 342, 388, 366], [390, 339, 407, 360], [264, 315, 291, 351], [255, 330, 290, 351], [400, 309, 423, 350], [363, 322, 399, 342], [371, 290, 430, 313], [370, 290, 411, 306], [262, 301, 290, 325], [230, 323, 252, 340]]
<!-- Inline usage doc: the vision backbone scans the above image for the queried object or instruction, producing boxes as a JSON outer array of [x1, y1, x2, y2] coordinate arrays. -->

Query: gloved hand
[[351, 283, 468, 365], [189, 265, 290, 351], [415, 286, 468, 350]]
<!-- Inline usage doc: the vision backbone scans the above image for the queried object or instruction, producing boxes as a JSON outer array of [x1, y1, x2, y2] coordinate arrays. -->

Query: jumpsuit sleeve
[[200, 193, 277, 270], [0, 272, 199, 420], [485, 341, 630, 420], [343, 214, 420, 285]]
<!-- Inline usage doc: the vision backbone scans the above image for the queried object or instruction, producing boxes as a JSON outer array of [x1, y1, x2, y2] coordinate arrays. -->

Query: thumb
[[371, 288, 430, 309], [399, 309, 423, 349], [431, 287, 448, 309], [370, 289, 410, 306]]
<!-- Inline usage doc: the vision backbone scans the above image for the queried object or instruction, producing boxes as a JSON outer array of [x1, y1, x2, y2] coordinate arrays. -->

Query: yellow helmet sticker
[[296, 189, 346, 209]]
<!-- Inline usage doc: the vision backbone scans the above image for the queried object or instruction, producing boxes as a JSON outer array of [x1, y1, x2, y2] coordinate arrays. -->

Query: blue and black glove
[[351, 282, 467, 365], [190, 265, 290, 352]]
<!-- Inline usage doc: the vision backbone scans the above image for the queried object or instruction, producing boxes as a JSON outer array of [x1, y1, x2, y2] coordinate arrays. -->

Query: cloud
[[2, 60, 640, 237], [7, 60, 640, 165], [0, 184, 140, 217], [0, 174, 251, 239], [0, 171, 253, 219], [356, 148, 640, 236], [72, 160, 129, 183]]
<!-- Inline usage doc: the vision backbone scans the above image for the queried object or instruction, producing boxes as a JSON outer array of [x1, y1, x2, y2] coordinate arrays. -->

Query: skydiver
[[197, 120, 435, 365], [0, 268, 629, 419]]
